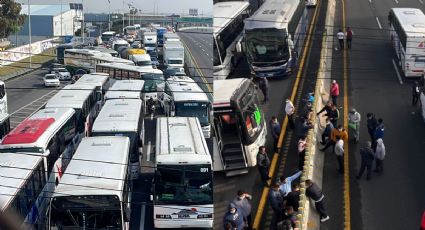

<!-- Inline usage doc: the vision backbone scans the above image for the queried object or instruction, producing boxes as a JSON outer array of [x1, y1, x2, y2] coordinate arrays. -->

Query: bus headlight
[[156, 214, 172, 219], [197, 214, 212, 219]]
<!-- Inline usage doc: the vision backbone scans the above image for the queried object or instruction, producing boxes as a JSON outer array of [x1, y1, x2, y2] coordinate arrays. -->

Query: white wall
[[53, 10, 78, 36]]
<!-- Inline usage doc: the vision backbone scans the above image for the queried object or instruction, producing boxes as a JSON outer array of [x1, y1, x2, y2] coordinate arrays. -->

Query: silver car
[[55, 68, 71, 80]]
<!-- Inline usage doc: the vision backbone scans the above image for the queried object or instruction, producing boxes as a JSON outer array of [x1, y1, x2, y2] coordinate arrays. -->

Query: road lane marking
[[146, 141, 152, 162], [394, 0, 399, 3], [375, 17, 382, 29], [342, 0, 352, 228], [392, 59, 404, 84], [368, 0, 372, 3], [419, 0, 424, 4], [139, 205, 146, 230], [252, 0, 322, 227]]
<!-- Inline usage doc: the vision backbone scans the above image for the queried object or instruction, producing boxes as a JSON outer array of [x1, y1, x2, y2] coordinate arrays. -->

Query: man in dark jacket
[[256, 146, 270, 186], [305, 179, 330, 222], [320, 118, 334, 145], [326, 104, 339, 127], [356, 141, 375, 180], [285, 183, 301, 212], [258, 77, 269, 103], [269, 182, 285, 220], [412, 81, 421, 106], [269, 116, 281, 152], [366, 113, 378, 143], [223, 204, 245, 230], [317, 101, 333, 116]]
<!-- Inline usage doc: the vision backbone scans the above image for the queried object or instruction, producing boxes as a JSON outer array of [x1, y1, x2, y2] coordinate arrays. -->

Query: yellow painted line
[[179, 39, 212, 93], [252, 1, 322, 228], [342, 0, 352, 229]]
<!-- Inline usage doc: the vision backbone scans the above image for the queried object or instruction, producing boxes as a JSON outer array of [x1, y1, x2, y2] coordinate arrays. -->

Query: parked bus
[[389, 8, 425, 77], [160, 75, 212, 138], [64, 49, 134, 75], [45, 84, 97, 136], [0, 113, 10, 139], [105, 80, 145, 100], [0, 80, 8, 114], [153, 117, 213, 229], [48, 136, 131, 230], [213, 1, 250, 80], [74, 73, 111, 113], [96, 62, 164, 101], [213, 78, 267, 176], [91, 99, 144, 179], [244, 0, 307, 78], [0, 108, 80, 228]]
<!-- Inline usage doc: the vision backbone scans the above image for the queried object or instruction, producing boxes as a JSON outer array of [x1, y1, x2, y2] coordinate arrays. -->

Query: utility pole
[[122, 0, 125, 34], [28, 0, 32, 68], [60, 0, 63, 37], [108, 0, 111, 31], [82, 0, 85, 42]]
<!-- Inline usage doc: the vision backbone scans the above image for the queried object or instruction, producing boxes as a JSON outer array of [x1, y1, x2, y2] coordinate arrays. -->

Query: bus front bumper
[[154, 219, 213, 229]]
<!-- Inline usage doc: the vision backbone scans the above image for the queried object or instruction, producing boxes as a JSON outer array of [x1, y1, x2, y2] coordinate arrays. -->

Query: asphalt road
[[320, 0, 425, 229]]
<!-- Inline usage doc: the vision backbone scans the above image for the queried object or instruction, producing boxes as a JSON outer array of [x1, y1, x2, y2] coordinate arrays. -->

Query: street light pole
[[108, 0, 111, 31], [122, 0, 125, 34], [28, 0, 32, 68], [82, 0, 85, 42], [60, 0, 63, 37]]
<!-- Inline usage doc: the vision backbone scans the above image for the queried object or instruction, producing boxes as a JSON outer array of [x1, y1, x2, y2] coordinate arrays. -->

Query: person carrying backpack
[[346, 27, 353, 49]]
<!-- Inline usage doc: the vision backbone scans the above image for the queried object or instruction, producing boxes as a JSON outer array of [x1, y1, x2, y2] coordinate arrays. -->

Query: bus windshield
[[50, 195, 122, 229], [155, 165, 213, 205], [245, 28, 289, 64], [143, 73, 164, 93], [175, 102, 209, 126]]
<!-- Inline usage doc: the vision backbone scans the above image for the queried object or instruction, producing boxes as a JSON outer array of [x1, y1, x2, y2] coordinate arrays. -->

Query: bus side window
[[0, 84, 5, 98]]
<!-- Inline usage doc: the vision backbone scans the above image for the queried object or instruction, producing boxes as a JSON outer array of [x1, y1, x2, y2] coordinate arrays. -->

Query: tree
[[0, 0, 26, 38]]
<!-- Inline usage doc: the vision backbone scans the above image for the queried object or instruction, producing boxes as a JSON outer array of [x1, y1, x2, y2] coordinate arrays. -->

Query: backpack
[[347, 30, 353, 39]]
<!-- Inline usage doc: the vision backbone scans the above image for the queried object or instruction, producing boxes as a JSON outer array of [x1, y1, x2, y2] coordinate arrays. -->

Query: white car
[[43, 74, 60, 87], [55, 68, 71, 80], [306, 0, 317, 6]]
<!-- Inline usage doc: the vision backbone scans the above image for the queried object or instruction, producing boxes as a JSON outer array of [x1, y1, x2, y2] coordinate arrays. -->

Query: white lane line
[[392, 59, 404, 85], [419, 0, 424, 4], [139, 205, 146, 230], [376, 17, 382, 29], [206, 53, 209, 56], [146, 141, 152, 162], [368, 0, 372, 3], [394, 0, 399, 3]]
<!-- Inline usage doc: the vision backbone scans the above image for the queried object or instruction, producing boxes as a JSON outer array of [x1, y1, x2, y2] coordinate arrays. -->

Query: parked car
[[49, 63, 64, 74], [55, 68, 71, 80], [43, 74, 60, 87]]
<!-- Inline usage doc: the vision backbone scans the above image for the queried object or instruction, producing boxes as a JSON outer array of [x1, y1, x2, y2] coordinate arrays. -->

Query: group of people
[[223, 190, 253, 230], [336, 26, 354, 50]]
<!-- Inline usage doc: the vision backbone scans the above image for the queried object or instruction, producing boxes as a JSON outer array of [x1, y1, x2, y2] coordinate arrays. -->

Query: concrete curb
[[298, 0, 336, 229]]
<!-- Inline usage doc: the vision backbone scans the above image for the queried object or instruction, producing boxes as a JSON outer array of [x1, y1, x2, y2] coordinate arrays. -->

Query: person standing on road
[[320, 118, 334, 145], [356, 141, 375, 181], [345, 27, 353, 49], [297, 136, 307, 170], [270, 116, 281, 152], [330, 80, 340, 106], [258, 77, 269, 103], [337, 29, 345, 50], [269, 182, 285, 220], [348, 108, 361, 143], [285, 99, 296, 129], [373, 118, 385, 151], [366, 113, 378, 143], [231, 190, 253, 229], [285, 183, 301, 212], [305, 179, 330, 222], [334, 136, 344, 174], [412, 81, 421, 106], [320, 125, 348, 152], [374, 138, 386, 175], [256, 146, 271, 186], [280, 206, 299, 229], [223, 204, 245, 230], [279, 170, 302, 197]]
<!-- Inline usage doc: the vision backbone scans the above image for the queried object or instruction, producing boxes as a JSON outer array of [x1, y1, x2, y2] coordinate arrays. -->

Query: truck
[[156, 27, 167, 47], [143, 31, 157, 52], [163, 41, 184, 69]]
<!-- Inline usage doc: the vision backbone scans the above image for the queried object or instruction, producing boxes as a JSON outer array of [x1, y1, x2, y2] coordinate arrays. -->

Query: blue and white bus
[[244, 0, 308, 77]]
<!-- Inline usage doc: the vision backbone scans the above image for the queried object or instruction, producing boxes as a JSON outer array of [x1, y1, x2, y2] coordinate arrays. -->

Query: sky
[[15, 0, 213, 16]]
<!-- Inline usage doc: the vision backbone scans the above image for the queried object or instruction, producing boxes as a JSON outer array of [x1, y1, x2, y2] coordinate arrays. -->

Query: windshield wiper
[[67, 209, 79, 226]]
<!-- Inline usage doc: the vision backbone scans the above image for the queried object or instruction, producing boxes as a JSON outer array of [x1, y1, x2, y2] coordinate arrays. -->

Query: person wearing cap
[[348, 108, 361, 143], [268, 182, 285, 220], [330, 80, 340, 106], [231, 190, 253, 229], [356, 141, 375, 181], [285, 98, 296, 129], [223, 203, 245, 230]]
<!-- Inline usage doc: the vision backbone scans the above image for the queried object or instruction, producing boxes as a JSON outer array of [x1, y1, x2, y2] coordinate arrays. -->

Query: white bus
[[105, 80, 145, 100], [64, 49, 134, 75], [48, 136, 131, 230], [389, 8, 425, 77], [160, 75, 212, 138], [153, 117, 213, 229], [213, 78, 267, 176], [91, 99, 144, 179], [96, 62, 165, 101], [0, 113, 10, 139], [0, 80, 7, 114], [45, 84, 97, 137], [213, 1, 250, 80], [101, 31, 117, 44], [0, 108, 79, 228], [74, 73, 111, 113], [244, 0, 308, 78]]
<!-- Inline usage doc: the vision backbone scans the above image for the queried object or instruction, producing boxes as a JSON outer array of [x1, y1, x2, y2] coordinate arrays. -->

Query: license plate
[[178, 214, 190, 218]]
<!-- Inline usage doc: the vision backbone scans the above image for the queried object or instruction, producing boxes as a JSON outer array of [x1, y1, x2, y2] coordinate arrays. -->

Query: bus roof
[[65, 48, 134, 65], [0, 108, 75, 150], [213, 78, 248, 106], [166, 76, 209, 102], [75, 73, 109, 87], [156, 117, 211, 165], [92, 99, 142, 133], [45, 84, 96, 109], [0, 153, 43, 211], [105, 80, 145, 100], [214, 1, 250, 35], [53, 136, 130, 198], [391, 8, 425, 36], [97, 62, 163, 74], [244, 0, 299, 30]]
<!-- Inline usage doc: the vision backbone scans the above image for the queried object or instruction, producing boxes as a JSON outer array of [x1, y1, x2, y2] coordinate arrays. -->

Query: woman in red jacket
[[330, 80, 340, 106]]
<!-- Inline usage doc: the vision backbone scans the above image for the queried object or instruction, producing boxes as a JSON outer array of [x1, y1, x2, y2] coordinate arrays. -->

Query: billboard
[[189, 8, 198, 16]]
